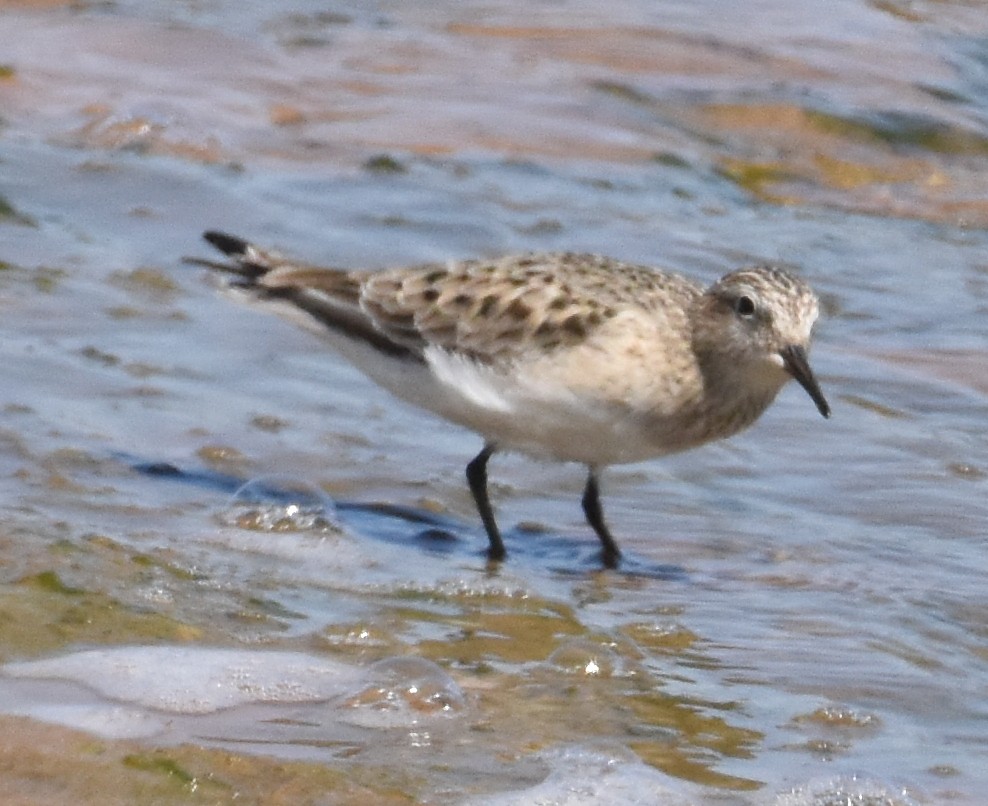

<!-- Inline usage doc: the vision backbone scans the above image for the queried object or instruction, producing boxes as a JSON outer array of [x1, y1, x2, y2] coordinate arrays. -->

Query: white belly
[[359, 347, 676, 466]]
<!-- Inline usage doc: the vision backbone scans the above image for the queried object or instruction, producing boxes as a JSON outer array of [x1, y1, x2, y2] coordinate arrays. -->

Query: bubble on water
[[320, 623, 392, 651], [220, 475, 341, 533], [793, 703, 882, 730], [547, 638, 623, 678], [340, 656, 466, 728]]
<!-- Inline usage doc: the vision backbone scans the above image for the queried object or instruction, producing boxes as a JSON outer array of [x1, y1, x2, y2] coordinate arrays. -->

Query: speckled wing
[[193, 234, 702, 368], [354, 253, 703, 365]]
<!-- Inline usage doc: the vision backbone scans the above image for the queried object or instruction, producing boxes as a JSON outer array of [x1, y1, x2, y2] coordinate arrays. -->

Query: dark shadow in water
[[120, 454, 687, 581]]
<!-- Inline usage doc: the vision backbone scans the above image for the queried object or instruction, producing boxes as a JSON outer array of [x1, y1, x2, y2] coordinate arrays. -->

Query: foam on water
[[467, 749, 926, 806], [0, 645, 466, 744], [772, 775, 922, 806], [467, 746, 707, 806], [3, 646, 363, 714], [7, 703, 168, 740]]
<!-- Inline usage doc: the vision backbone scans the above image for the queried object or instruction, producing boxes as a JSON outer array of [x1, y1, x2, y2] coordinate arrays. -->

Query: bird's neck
[[694, 353, 787, 440]]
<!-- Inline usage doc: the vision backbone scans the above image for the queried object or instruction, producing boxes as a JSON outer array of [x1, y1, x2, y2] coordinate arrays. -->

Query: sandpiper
[[188, 232, 830, 566]]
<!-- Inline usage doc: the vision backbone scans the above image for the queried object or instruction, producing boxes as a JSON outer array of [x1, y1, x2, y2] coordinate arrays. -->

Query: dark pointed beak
[[780, 345, 830, 418]]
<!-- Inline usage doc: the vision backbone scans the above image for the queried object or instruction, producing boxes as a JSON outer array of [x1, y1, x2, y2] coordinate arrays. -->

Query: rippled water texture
[[1, 0, 987, 803]]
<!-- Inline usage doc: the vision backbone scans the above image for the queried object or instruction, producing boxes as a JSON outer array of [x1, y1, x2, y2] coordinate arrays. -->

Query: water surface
[[0, 1, 987, 803]]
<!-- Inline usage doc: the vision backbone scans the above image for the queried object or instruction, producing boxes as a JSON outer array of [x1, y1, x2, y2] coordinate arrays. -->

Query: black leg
[[582, 470, 621, 567], [466, 444, 505, 560]]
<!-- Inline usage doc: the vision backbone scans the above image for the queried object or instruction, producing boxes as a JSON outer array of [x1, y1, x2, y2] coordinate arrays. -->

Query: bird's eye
[[734, 295, 756, 317]]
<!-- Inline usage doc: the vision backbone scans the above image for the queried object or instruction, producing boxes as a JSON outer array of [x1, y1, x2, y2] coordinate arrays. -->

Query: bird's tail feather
[[183, 230, 283, 281]]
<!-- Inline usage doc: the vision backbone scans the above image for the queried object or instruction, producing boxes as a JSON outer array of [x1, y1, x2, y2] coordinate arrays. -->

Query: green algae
[[0, 193, 36, 227], [2, 569, 201, 659], [715, 158, 802, 203], [804, 108, 988, 155], [363, 154, 408, 174]]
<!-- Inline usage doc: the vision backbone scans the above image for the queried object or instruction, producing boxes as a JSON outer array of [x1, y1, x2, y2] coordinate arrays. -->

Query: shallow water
[[0, 0, 987, 803]]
